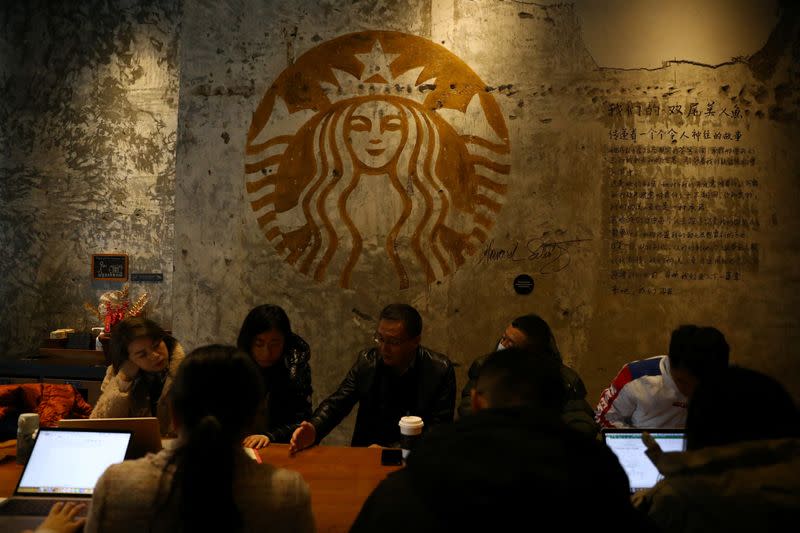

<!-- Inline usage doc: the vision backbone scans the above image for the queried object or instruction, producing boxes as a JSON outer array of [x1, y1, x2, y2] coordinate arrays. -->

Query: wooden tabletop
[[262, 444, 401, 532], [0, 442, 400, 533]]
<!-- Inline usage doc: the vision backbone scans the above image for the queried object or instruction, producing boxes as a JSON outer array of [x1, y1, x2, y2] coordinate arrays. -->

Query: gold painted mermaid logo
[[246, 31, 510, 289]]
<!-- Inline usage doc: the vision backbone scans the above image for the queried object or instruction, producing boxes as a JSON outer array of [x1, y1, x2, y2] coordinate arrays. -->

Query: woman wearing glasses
[[91, 317, 184, 436], [237, 304, 312, 449]]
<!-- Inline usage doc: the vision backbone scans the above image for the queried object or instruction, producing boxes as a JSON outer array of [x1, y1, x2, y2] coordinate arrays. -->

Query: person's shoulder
[[625, 355, 666, 380], [357, 346, 379, 364], [167, 340, 186, 369], [470, 353, 490, 369], [367, 467, 416, 500], [285, 333, 311, 365], [562, 428, 632, 482], [418, 346, 452, 368], [100, 449, 172, 484], [560, 363, 582, 383], [102, 364, 115, 379]]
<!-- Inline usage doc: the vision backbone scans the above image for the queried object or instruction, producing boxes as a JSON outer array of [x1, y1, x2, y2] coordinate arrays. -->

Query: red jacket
[[0, 383, 93, 428]]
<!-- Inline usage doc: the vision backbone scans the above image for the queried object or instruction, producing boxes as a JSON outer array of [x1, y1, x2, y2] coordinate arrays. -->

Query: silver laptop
[[602, 429, 686, 493], [0, 427, 131, 525], [58, 417, 162, 459]]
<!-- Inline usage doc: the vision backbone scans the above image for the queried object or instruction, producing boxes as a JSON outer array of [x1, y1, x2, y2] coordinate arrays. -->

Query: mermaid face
[[345, 100, 406, 171]]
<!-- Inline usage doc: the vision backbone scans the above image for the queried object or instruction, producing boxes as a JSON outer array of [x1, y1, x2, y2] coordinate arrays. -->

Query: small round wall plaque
[[513, 274, 534, 295]]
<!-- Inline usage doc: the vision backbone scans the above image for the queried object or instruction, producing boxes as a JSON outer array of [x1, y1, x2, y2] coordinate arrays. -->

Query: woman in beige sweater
[[91, 317, 184, 436], [35, 344, 314, 533]]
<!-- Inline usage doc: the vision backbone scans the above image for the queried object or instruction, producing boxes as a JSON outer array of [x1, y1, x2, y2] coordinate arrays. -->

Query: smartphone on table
[[380, 448, 403, 466]]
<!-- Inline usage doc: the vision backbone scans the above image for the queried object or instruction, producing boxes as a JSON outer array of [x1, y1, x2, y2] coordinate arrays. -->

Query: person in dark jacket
[[290, 303, 455, 451], [238, 304, 312, 448], [458, 313, 598, 437], [351, 347, 649, 533], [634, 366, 800, 533]]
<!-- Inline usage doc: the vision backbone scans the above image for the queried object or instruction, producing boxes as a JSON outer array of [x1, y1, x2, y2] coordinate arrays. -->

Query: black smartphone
[[380, 448, 403, 466]]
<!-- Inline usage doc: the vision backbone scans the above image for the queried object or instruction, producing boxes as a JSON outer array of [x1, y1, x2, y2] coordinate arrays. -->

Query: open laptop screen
[[16, 428, 131, 496], [602, 430, 686, 493]]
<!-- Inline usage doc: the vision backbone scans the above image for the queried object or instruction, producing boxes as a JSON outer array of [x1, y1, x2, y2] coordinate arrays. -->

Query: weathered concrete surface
[[175, 0, 800, 445], [0, 0, 180, 355]]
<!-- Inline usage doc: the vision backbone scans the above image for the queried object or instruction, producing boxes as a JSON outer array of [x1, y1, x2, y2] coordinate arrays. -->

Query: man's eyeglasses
[[373, 333, 408, 346]]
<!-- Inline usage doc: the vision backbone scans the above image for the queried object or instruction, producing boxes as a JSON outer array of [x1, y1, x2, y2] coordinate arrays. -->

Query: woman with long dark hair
[[34, 344, 314, 532], [237, 304, 312, 448], [92, 317, 184, 436]]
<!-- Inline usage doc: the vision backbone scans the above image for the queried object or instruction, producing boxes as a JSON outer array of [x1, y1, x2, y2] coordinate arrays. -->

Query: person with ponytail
[[33, 344, 314, 533]]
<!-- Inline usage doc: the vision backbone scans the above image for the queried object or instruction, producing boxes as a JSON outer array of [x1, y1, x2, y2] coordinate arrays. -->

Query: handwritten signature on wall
[[477, 236, 592, 273]]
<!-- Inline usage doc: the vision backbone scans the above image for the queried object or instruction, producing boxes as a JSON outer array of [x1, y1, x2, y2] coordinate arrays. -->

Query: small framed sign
[[131, 272, 163, 283], [92, 254, 129, 281]]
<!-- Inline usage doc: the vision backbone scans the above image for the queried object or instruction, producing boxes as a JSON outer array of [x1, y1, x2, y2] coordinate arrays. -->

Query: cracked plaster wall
[[176, 0, 800, 445], [0, 0, 180, 355]]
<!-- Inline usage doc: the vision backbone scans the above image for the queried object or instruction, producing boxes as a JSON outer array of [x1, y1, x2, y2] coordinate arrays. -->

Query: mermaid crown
[[320, 40, 433, 105]]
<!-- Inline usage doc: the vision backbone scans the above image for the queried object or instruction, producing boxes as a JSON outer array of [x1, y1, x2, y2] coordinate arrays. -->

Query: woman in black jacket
[[238, 305, 313, 448]]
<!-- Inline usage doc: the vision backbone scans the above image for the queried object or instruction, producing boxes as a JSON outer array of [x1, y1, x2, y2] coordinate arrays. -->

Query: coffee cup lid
[[398, 415, 424, 429], [18, 413, 39, 431]]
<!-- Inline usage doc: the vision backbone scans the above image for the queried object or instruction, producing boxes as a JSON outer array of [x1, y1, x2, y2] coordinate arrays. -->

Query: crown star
[[320, 40, 434, 104], [355, 41, 400, 83]]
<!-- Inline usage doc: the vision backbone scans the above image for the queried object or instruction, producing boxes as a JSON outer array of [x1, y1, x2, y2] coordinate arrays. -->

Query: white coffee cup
[[16, 413, 39, 465], [398, 416, 424, 459]]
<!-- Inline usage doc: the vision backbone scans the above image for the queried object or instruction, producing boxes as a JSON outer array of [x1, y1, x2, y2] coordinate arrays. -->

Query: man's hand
[[34, 502, 87, 533], [118, 359, 140, 382], [630, 489, 649, 508], [289, 421, 316, 455], [243, 434, 270, 449], [642, 431, 663, 464]]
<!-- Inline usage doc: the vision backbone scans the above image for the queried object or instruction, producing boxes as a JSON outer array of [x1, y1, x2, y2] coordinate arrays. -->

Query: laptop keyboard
[[0, 498, 87, 516]]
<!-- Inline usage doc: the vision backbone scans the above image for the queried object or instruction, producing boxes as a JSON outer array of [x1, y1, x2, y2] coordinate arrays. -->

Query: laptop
[[58, 417, 163, 459], [0, 427, 131, 526], [602, 428, 686, 493]]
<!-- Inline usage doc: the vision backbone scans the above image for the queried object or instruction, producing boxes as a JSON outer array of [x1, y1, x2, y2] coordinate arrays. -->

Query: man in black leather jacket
[[290, 303, 455, 450]]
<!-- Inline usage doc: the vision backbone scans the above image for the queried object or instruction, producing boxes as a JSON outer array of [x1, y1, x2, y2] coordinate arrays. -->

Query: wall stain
[[0, 0, 180, 356]]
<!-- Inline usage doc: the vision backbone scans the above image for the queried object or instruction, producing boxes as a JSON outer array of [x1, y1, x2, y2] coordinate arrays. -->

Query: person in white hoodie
[[595, 325, 729, 429]]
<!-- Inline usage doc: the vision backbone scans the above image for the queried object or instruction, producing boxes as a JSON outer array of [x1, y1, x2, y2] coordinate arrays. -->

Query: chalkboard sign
[[92, 254, 128, 281]]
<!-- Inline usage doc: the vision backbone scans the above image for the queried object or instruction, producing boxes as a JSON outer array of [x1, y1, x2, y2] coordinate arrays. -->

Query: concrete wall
[[2, 0, 799, 445], [0, 0, 180, 353], [175, 0, 800, 444]]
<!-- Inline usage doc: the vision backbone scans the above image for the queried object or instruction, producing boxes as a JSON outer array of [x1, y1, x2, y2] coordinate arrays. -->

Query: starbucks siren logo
[[245, 31, 510, 289]]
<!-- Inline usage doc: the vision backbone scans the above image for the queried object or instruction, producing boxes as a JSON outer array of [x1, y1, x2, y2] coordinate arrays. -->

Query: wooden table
[[0, 442, 400, 533], [262, 444, 401, 532]]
